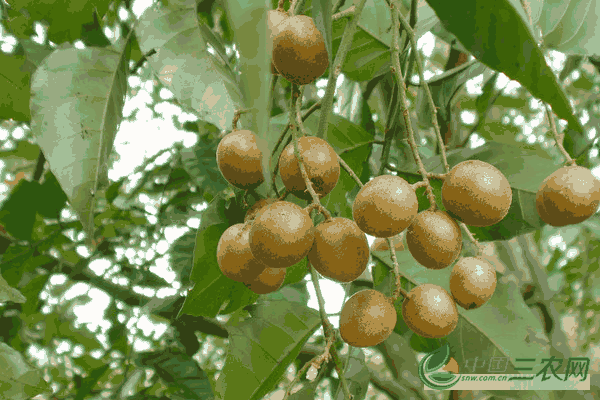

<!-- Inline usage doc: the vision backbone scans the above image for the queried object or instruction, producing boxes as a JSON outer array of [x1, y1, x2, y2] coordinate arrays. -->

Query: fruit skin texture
[[308, 218, 369, 282], [450, 257, 497, 310], [402, 284, 458, 338], [352, 175, 418, 238], [535, 165, 600, 227], [217, 224, 267, 282], [279, 136, 340, 200], [216, 130, 265, 189], [370, 233, 405, 252], [267, 9, 288, 75], [249, 201, 315, 268], [406, 210, 462, 270], [272, 15, 329, 85], [245, 266, 286, 294], [244, 198, 277, 222], [339, 289, 397, 347], [442, 160, 512, 227]]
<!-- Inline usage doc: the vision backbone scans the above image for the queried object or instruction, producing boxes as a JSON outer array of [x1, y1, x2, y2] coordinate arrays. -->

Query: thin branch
[[388, 236, 408, 301], [459, 221, 483, 256], [389, 2, 437, 211], [332, 6, 355, 21], [394, 2, 449, 172], [338, 155, 363, 188], [545, 105, 576, 166]]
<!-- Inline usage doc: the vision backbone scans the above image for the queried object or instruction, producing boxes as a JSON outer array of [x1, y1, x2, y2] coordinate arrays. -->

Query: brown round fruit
[[217, 223, 267, 282], [406, 210, 462, 270], [450, 257, 497, 310], [352, 175, 418, 238], [245, 266, 286, 294], [272, 15, 329, 85], [402, 284, 458, 338], [279, 136, 340, 200], [308, 217, 369, 282], [249, 201, 315, 268], [244, 198, 277, 222], [535, 165, 600, 227], [216, 130, 265, 189], [267, 9, 289, 75], [442, 160, 512, 227], [339, 289, 397, 347], [370, 233, 406, 252]]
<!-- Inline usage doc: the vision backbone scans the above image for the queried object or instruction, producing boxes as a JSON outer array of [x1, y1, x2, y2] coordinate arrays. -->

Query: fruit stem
[[387, 236, 409, 301], [270, 102, 322, 196], [459, 221, 484, 256], [308, 264, 353, 399], [231, 108, 253, 131], [389, 2, 438, 210], [544, 104, 577, 166], [392, 0, 450, 173], [337, 155, 363, 188], [332, 6, 355, 21], [289, 84, 332, 210], [304, 202, 333, 221]]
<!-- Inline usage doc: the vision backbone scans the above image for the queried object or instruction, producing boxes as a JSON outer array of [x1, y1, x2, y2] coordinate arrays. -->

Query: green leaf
[[425, 0, 583, 132], [0, 273, 26, 304], [333, 347, 370, 400], [0, 52, 34, 121], [312, 0, 333, 67], [30, 45, 129, 244], [135, 0, 244, 131], [137, 348, 216, 399], [73, 365, 111, 400], [216, 300, 320, 400], [0, 342, 50, 399], [0, 180, 39, 241], [6, 0, 111, 44]]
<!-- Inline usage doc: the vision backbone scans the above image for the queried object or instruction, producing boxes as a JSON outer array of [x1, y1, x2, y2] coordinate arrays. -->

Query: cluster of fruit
[[212, 7, 600, 347]]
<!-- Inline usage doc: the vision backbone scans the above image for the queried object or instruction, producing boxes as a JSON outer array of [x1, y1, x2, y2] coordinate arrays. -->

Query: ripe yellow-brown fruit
[[535, 165, 600, 227], [279, 136, 340, 201], [217, 223, 266, 282], [308, 218, 369, 282], [450, 257, 497, 310], [402, 284, 458, 338], [267, 9, 289, 75], [370, 233, 406, 252], [272, 15, 329, 85], [442, 160, 512, 227], [216, 130, 265, 189], [249, 201, 315, 268], [244, 198, 277, 222], [339, 289, 397, 347], [352, 175, 418, 238], [406, 210, 462, 270], [245, 266, 286, 294]]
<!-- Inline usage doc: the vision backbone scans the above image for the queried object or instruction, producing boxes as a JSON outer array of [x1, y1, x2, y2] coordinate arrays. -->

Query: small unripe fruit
[[353, 175, 418, 238], [217, 224, 266, 282], [339, 289, 397, 347], [442, 160, 512, 227], [249, 201, 315, 268], [450, 257, 497, 310], [402, 284, 458, 338], [216, 130, 265, 189], [279, 136, 340, 200]]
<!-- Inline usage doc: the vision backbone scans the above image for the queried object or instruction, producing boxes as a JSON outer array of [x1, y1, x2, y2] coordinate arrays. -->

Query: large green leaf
[[4, 0, 111, 44], [30, 46, 128, 243], [216, 300, 320, 400], [0, 52, 36, 121], [332, 347, 370, 400], [538, 0, 600, 56], [424, 0, 583, 132], [373, 250, 551, 399], [135, 0, 244, 131], [0, 342, 49, 400]]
